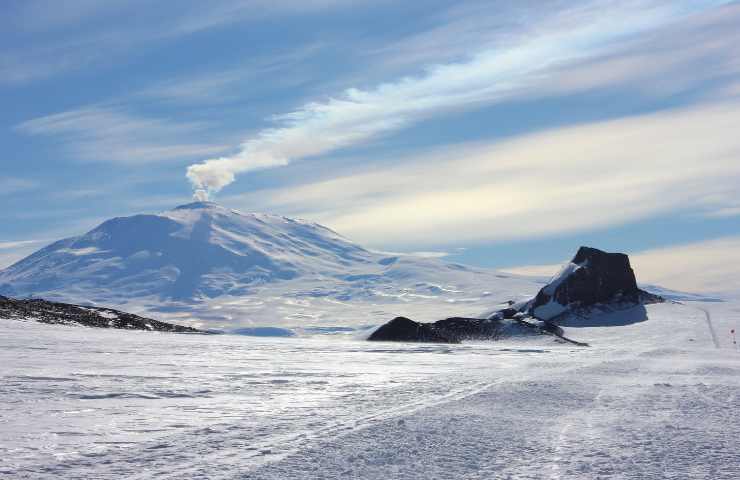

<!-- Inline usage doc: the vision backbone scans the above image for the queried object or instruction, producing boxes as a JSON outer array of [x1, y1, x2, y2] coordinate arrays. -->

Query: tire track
[[696, 306, 720, 348]]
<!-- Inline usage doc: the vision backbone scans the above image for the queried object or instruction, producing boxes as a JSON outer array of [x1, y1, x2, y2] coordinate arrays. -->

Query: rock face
[[0, 295, 202, 333], [528, 246, 661, 321]]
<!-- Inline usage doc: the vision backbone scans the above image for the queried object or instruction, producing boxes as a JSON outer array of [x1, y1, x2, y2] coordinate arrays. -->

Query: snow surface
[[0, 202, 544, 331], [2, 299, 739, 479]]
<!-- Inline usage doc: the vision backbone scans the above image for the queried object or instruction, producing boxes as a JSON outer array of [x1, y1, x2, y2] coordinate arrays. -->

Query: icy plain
[[2, 299, 739, 479]]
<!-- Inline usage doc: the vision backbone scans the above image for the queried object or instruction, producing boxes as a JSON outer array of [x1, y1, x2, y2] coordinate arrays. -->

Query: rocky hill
[[0, 295, 202, 333]]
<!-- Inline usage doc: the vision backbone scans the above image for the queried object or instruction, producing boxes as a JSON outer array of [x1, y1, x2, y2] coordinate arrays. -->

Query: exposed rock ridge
[[0, 295, 202, 333]]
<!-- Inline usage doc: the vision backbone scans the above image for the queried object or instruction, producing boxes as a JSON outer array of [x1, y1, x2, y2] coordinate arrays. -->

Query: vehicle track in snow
[[127, 376, 512, 480], [696, 306, 720, 348], [32, 350, 564, 480]]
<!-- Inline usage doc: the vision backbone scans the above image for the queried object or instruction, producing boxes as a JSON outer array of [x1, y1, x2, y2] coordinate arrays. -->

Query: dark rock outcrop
[[0, 295, 202, 333], [368, 316, 510, 343], [528, 246, 662, 321], [368, 314, 587, 345], [368, 317, 455, 343]]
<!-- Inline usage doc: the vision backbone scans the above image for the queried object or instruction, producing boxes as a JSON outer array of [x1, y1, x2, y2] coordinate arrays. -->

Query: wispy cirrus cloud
[[224, 99, 740, 247], [0, 177, 39, 196], [0, 240, 45, 250], [186, 0, 736, 198], [0, 0, 384, 85], [630, 236, 740, 295], [16, 105, 229, 165], [136, 43, 324, 105], [544, 2, 740, 97], [0, 239, 49, 269]]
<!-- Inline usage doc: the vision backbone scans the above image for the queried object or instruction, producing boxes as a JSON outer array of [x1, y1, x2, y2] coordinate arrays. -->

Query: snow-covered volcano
[[0, 201, 377, 301], [0, 202, 543, 329]]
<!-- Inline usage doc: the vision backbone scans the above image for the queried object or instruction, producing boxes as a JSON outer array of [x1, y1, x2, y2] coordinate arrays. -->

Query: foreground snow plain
[[2, 299, 739, 479]]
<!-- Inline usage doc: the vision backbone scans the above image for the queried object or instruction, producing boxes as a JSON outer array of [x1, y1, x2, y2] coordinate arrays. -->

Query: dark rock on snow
[[0, 295, 202, 333], [368, 314, 587, 345], [528, 246, 662, 321], [368, 316, 509, 344], [368, 317, 455, 343], [369, 246, 663, 344]]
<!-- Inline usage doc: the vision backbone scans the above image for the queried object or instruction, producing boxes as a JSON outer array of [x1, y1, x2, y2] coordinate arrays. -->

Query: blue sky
[[2, 0, 740, 293]]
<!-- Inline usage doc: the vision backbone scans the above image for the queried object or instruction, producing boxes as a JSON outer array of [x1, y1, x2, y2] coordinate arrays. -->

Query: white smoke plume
[[185, 1, 728, 196], [192, 188, 210, 202]]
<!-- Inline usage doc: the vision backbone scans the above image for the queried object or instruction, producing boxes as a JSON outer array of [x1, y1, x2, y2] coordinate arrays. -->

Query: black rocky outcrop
[[368, 317, 455, 343], [368, 316, 509, 343], [0, 295, 202, 333], [368, 314, 586, 345], [528, 246, 662, 320]]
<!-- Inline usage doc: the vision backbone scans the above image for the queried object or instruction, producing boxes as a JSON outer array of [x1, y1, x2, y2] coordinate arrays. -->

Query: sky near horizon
[[2, 0, 740, 294]]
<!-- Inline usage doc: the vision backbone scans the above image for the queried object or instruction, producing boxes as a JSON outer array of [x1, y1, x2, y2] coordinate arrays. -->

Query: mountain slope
[[0, 202, 543, 329]]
